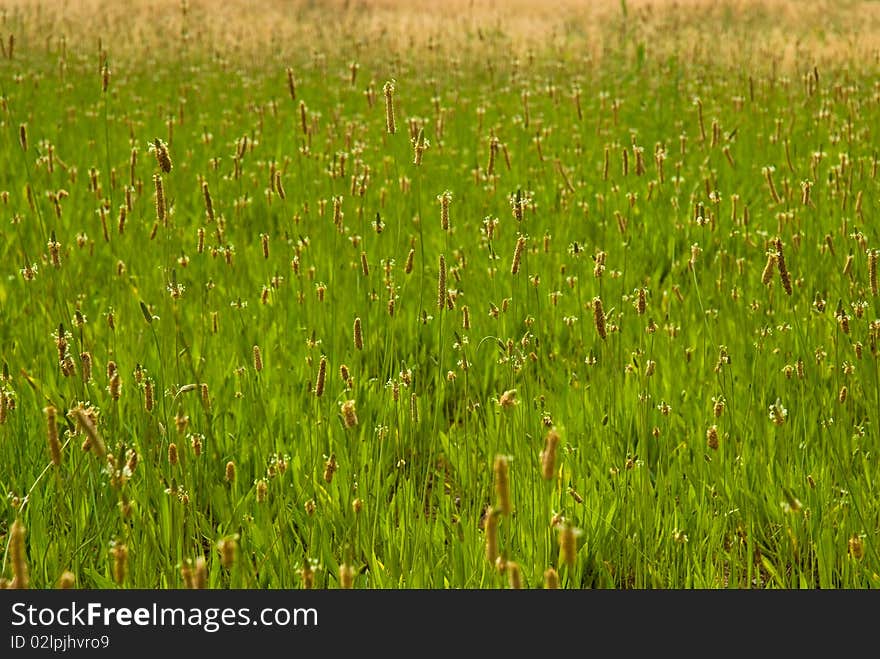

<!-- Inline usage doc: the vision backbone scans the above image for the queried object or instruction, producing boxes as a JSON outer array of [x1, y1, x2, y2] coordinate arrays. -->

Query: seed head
[[299, 561, 314, 589], [511, 234, 527, 275], [71, 406, 106, 458], [256, 479, 268, 503], [57, 571, 76, 589], [341, 400, 358, 429], [353, 317, 363, 350], [154, 174, 166, 224], [688, 243, 702, 270], [761, 251, 777, 286], [869, 249, 878, 296], [218, 537, 237, 570], [498, 389, 518, 409], [437, 255, 447, 310], [152, 138, 173, 173], [286, 67, 296, 101], [774, 238, 792, 295], [199, 181, 215, 224], [592, 296, 607, 339], [45, 405, 62, 467], [507, 562, 523, 589], [848, 535, 864, 560], [558, 523, 578, 568], [706, 425, 719, 450], [383, 81, 396, 134], [315, 356, 327, 397], [253, 345, 263, 372], [339, 563, 355, 589], [10, 519, 28, 589], [144, 379, 155, 412], [274, 171, 285, 200], [323, 454, 338, 483], [636, 287, 647, 315], [494, 455, 512, 515], [540, 427, 560, 480], [111, 543, 128, 585], [485, 507, 499, 565], [411, 127, 429, 165], [769, 399, 788, 425], [438, 190, 452, 231], [108, 372, 121, 400]]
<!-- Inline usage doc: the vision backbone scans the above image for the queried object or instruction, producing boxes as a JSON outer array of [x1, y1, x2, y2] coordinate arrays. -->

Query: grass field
[[1, 0, 879, 589]]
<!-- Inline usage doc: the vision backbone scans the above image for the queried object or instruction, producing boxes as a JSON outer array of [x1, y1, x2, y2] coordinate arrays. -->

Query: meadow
[[1, 0, 879, 588]]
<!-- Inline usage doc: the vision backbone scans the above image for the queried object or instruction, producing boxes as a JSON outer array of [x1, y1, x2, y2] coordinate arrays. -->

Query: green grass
[[1, 3, 879, 589]]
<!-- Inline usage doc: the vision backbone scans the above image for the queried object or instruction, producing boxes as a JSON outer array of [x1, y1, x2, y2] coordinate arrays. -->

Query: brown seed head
[[485, 507, 499, 565], [45, 405, 62, 467], [71, 407, 106, 458], [108, 372, 121, 400], [593, 296, 607, 339], [80, 352, 93, 383], [57, 571, 76, 589], [299, 561, 314, 589], [353, 317, 363, 350], [218, 537, 237, 569], [111, 543, 128, 585], [341, 400, 358, 429], [511, 234, 527, 275], [339, 563, 355, 589], [323, 454, 338, 483], [706, 425, 719, 450], [559, 524, 578, 568], [315, 356, 327, 397], [153, 138, 172, 173], [774, 238, 792, 295], [541, 427, 560, 480], [438, 190, 452, 231], [507, 562, 523, 589], [194, 557, 207, 589], [181, 561, 194, 589], [761, 251, 777, 286], [286, 67, 296, 101], [10, 519, 29, 589], [848, 535, 864, 560], [256, 479, 268, 503], [637, 287, 647, 315], [153, 174, 165, 224], [144, 379, 155, 412], [202, 181, 215, 223], [494, 455, 512, 515], [383, 81, 396, 134]]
